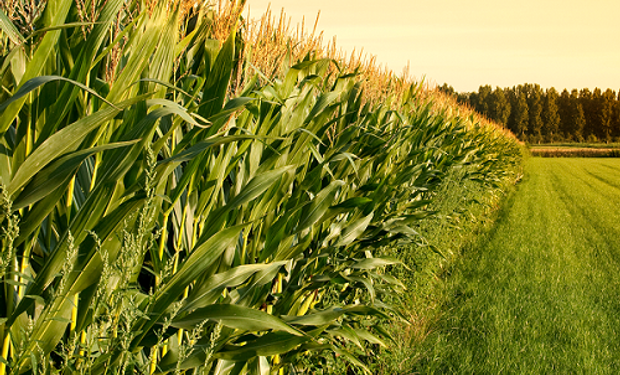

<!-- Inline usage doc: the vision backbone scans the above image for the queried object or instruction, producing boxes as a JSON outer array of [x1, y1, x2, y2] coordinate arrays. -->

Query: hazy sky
[[245, 0, 620, 92]]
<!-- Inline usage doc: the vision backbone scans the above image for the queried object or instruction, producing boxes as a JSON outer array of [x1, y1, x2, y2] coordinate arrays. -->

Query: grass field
[[413, 158, 620, 374]]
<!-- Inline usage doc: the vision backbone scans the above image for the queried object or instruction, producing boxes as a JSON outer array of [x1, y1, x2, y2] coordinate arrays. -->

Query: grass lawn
[[413, 158, 620, 374]]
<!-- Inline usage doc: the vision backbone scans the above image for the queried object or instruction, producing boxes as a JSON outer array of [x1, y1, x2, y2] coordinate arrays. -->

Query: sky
[[244, 0, 620, 93]]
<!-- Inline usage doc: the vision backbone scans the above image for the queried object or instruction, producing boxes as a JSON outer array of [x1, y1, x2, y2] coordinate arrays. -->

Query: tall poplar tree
[[557, 89, 572, 138], [579, 88, 594, 140], [473, 85, 493, 117], [613, 90, 620, 140], [490, 87, 511, 125], [512, 88, 529, 139], [569, 89, 586, 141], [598, 89, 615, 142], [526, 84, 544, 143], [542, 88, 561, 142]]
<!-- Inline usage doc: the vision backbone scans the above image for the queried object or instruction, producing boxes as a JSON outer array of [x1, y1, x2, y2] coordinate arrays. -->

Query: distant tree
[[568, 89, 586, 141], [468, 91, 478, 111], [596, 89, 615, 142], [489, 87, 511, 125], [613, 90, 620, 140], [452, 83, 620, 143], [456, 92, 470, 105], [557, 89, 571, 139], [473, 85, 492, 118], [510, 87, 529, 139], [523, 84, 543, 143], [505, 89, 517, 133], [439, 83, 456, 97], [590, 88, 603, 141], [542, 88, 561, 142], [579, 88, 595, 140]]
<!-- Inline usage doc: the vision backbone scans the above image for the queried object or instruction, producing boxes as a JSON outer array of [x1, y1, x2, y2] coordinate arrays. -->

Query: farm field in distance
[[413, 158, 620, 374], [530, 143, 620, 157], [530, 142, 620, 149]]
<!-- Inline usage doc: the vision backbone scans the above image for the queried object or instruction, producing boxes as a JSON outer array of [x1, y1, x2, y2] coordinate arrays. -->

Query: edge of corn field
[[0, 1, 525, 374]]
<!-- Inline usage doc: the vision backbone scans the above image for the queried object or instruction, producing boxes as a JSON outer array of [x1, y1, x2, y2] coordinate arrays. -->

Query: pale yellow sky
[[245, 0, 620, 92]]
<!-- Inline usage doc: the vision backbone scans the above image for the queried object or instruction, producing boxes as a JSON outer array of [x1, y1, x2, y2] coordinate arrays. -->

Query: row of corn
[[0, 1, 521, 374]]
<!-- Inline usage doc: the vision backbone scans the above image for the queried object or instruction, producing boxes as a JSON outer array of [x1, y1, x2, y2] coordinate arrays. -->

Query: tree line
[[440, 83, 620, 143]]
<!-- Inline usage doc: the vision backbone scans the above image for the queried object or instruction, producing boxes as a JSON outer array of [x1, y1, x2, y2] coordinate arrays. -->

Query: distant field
[[530, 143, 620, 157], [413, 158, 620, 374], [531, 142, 620, 149]]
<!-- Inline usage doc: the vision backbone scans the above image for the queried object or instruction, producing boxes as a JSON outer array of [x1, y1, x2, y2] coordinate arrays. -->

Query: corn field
[[0, 1, 521, 374]]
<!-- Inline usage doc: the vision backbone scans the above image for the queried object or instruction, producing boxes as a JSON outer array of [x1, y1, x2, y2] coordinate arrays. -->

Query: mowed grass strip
[[415, 158, 620, 374]]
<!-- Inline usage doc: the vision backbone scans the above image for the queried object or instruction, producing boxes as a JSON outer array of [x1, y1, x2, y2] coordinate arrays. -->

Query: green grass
[[413, 158, 620, 374], [367, 163, 522, 374]]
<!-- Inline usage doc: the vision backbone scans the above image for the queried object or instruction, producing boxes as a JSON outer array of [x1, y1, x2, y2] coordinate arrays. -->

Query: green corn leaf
[[214, 331, 314, 362], [139, 78, 196, 101], [327, 327, 363, 349], [7, 94, 149, 199], [334, 213, 374, 247], [131, 224, 247, 348], [37, 0, 125, 140], [13, 183, 69, 246], [304, 91, 341, 124], [0, 73, 120, 121], [282, 307, 349, 326], [172, 304, 304, 336], [226, 165, 294, 209], [15, 22, 104, 45], [198, 166, 295, 238], [330, 197, 373, 210], [199, 27, 236, 120], [183, 262, 287, 312], [146, 98, 199, 125], [161, 134, 261, 164], [208, 97, 257, 122], [159, 327, 320, 373], [353, 328, 388, 347], [13, 140, 139, 209], [94, 104, 189, 186], [297, 180, 344, 231], [347, 275, 376, 302], [27, 296, 75, 358], [106, 11, 165, 100], [0, 0, 73, 135], [8, 184, 139, 325]]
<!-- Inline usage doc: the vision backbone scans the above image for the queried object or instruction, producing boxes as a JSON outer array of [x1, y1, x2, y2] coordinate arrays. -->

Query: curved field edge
[[0, 1, 522, 374], [407, 158, 620, 374], [364, 151, 525, 374]]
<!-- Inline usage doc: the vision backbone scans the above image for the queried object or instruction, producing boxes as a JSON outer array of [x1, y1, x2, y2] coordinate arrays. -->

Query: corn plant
[[0, 1, 521, 374]]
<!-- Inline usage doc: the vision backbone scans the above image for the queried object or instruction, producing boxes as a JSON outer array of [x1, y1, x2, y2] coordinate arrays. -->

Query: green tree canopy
[[490, 87, 511, 125], [542, 88, 561, 142], [569, 89, 586, 141]]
